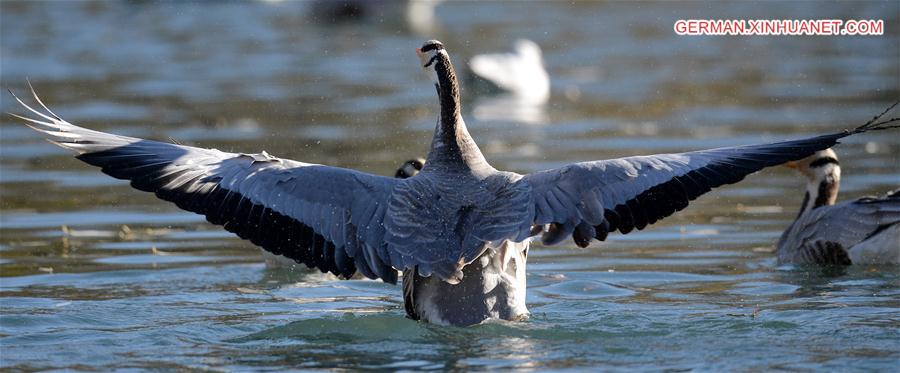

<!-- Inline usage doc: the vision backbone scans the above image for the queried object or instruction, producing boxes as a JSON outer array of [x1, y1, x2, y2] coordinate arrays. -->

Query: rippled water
[[1, 1, 899, 370]]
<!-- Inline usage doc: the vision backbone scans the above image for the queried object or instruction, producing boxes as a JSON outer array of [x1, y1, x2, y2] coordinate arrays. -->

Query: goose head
[[395, 158, 425, 179], [785, 148, 841, 213], [416, 39, 446, 85]]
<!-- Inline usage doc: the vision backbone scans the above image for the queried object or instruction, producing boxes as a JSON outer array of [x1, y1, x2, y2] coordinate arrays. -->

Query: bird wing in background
[[792, 240, 853, 265], [777, 193, 900, 264]]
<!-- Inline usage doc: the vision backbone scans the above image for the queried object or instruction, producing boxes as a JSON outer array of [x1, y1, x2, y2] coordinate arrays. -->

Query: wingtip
[[7, 87, 21, 101], [853, 101, 900, 133], [44, 138, 85, 154], [8, 82, 67, 126], [26, 80, 61, 120]]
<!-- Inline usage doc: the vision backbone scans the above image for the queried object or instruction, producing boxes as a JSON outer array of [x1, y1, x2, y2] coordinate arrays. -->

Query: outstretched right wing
[[521, 104, 900, 247]]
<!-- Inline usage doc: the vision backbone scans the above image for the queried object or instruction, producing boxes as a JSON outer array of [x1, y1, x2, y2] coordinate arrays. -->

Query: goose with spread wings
[[11, 40, 900, 326]]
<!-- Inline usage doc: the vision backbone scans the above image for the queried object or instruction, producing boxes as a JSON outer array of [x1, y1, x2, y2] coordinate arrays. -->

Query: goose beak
[[416, 48, 427, 67]]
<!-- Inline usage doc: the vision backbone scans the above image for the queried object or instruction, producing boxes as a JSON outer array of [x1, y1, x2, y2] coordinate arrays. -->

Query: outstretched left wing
[[10, 89, 404, 283]]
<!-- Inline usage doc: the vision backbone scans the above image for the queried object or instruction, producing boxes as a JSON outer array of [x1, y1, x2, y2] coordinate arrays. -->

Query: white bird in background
[[11, 40, 900, 326], [469, 39, 550, 104], [469, 39, 551, 125], [778, 148, 900, 265]]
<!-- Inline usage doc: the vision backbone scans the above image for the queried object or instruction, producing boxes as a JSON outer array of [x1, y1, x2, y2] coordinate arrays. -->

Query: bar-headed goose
[[11, 40, 900, 325], [394, 158, 425, 179], [777, 149, 899, 265]]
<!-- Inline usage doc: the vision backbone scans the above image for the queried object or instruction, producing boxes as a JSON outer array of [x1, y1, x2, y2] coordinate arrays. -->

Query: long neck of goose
[[426, 53, 488, 171], [796, 164, 840, 217]]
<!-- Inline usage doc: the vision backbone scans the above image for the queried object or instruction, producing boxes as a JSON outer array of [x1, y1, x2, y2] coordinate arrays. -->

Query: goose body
[[393, 158, 529, 323], [777, 149, 900, 265], [11, 40, 900, 326]]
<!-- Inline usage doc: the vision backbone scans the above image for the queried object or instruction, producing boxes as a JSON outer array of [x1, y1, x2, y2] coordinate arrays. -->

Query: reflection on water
[[1, 0, 899, 371], [473, 94, 549, 125]]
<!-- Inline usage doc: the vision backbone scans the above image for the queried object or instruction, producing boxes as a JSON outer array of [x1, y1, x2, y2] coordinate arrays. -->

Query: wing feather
[[522, 130, 887, 246], [12, 91, 401, 283], [777, 193, 900, 264]]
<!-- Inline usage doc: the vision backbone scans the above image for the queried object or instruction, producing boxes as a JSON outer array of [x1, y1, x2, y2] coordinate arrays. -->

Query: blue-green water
[[1, 1, 898, 370]]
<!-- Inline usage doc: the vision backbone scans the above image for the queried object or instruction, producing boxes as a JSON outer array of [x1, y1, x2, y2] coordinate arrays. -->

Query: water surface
[[1, 1, 899, 370]]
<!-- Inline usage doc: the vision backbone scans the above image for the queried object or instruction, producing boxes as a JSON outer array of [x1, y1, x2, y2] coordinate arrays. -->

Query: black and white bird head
[[395, 158, 425, 179], [785, 148, 841, 182], [416, 40, 446, 85], [785, 148, 841, 210]]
